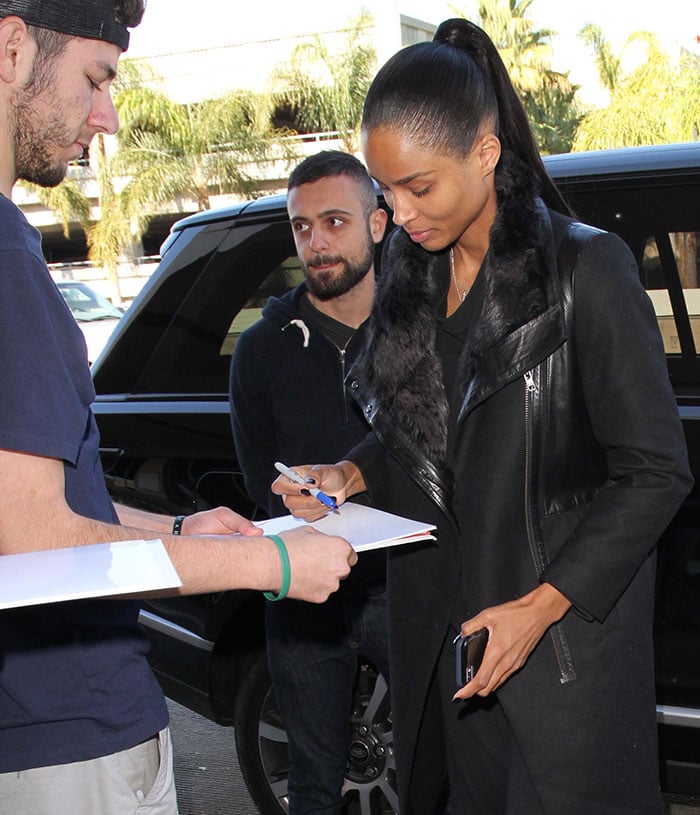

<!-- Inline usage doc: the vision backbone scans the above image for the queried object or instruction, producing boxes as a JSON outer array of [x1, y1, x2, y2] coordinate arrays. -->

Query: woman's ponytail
[[362, 17, 572, 216], [433, 19, 573, 215]]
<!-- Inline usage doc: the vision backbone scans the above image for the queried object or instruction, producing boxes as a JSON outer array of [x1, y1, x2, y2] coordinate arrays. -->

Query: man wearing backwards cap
[[0, 3, 357, 813]]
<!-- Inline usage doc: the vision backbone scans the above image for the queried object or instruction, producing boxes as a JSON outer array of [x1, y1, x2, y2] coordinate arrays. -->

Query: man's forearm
[[0, 451, 355, 603], [12, 508, 283, 596], [114, 503, 177, 534]]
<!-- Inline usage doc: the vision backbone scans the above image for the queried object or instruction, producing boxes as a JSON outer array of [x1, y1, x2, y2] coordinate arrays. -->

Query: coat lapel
[[354, 151, 566, 472]]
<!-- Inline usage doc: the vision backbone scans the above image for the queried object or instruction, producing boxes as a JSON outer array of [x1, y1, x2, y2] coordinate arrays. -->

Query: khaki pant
[[0, 728, 178, 815]]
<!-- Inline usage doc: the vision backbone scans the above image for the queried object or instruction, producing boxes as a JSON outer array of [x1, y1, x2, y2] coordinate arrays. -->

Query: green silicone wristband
[[263, 534, 291, 602]]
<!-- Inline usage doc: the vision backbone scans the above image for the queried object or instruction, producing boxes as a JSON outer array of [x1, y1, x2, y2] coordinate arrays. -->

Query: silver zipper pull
[[524, 370, 537, 393]]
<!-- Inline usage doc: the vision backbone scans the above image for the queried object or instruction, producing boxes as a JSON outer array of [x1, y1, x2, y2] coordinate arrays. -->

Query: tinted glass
[[642, 231, 700, 355], [134, 220, 299, 395], [221, 257, 304, 357]]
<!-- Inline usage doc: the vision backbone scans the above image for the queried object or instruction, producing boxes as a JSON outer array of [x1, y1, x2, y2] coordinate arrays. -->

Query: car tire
[[233, 647, 398, 815]]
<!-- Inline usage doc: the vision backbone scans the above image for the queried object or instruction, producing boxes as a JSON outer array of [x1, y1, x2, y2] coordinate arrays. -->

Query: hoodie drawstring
[[282, 319, 310, 348]]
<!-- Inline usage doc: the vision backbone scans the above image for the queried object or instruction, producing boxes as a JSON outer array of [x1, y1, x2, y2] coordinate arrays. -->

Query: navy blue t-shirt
[[0, 195, 167, 772]]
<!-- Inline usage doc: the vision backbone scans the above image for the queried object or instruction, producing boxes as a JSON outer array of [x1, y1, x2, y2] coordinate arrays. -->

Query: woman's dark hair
[[361, 18, 571, 215]]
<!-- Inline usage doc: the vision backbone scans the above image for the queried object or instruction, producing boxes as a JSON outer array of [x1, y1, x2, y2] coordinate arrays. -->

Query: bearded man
[[230, 150, 389, 814]]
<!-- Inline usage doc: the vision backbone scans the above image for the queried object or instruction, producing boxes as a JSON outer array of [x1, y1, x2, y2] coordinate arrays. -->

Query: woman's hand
[[271, 460, 365, 521], [453, 582, 571, 700]]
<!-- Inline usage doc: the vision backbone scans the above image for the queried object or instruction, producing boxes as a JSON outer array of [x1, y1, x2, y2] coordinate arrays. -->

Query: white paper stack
[[258, 503, 436, 552], [0, 539, 181, 610]]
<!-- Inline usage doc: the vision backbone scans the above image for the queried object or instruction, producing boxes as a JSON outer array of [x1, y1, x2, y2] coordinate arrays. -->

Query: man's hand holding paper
[[274, 526, 358, 603]]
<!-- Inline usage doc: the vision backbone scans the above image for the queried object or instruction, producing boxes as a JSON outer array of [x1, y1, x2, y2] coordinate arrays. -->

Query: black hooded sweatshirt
[[230, 282, 385, 589]]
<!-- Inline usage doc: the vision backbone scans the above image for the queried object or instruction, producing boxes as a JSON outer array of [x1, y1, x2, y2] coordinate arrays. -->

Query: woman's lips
[[407, 228, 433, 243]]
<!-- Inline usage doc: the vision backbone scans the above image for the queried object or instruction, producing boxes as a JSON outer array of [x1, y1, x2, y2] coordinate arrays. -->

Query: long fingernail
[[300, 488, 311, 497]]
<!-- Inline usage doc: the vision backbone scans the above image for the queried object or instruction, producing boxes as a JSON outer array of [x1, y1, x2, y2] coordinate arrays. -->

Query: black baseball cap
[[0, 0, 133, 50]]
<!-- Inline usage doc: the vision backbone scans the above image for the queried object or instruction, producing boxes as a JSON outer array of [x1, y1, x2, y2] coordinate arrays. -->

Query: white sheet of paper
[[0, 539, 181, 610], [258, 503, 436, 552]]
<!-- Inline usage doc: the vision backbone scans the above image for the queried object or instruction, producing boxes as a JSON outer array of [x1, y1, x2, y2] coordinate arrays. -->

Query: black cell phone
[[454, 628, 489, 687]]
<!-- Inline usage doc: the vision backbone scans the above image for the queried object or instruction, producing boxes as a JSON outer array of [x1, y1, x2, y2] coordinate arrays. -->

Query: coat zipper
[[523, 368, 577, 684]]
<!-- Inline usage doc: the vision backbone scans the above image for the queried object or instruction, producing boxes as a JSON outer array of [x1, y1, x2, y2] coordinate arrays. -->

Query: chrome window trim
[[138, 609, 214, 653], [656, 705, 700, 729], [93, 400, 230, 414]]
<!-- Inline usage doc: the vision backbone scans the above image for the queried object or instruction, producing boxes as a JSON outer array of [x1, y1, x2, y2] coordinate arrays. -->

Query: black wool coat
[[346, 154, 692, 814]]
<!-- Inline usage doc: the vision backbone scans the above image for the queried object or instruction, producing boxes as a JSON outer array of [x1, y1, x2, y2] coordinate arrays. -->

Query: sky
[[127, 0, 699, 105]]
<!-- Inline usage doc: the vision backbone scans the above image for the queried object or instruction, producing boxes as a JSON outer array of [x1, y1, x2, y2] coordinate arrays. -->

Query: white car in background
[[57, 280, 123, 365]]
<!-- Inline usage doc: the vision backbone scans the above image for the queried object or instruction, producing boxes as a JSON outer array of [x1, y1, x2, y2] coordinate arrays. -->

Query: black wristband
[[172, 515, 186, 535]]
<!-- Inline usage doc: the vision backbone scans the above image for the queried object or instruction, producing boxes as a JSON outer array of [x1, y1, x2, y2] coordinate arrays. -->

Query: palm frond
[[18, 178, 91, 238], [271, 11, 376, 152]]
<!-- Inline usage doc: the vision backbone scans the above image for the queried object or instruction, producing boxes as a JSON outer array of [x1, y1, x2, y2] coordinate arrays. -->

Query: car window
[[59, 282, 122, 320], [642, 230, 700, 355], [221, 257, 304, 357], [567, 173, 700, 383], [133, 219, 299, 395]]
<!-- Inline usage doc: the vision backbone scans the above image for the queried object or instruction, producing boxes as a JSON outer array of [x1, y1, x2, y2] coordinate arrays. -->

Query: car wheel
[[233, 648, 398, 815]]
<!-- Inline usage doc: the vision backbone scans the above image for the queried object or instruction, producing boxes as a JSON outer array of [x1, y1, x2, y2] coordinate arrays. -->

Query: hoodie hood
[[260, 283, 308, 327], [260, 283, 314, 347]]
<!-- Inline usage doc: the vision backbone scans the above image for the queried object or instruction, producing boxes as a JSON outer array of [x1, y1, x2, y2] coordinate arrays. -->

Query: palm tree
[[113, 86, 281, 210], [270, 11, 377, 154], [82, 59, 161, 305], [18, 177, 91, 241], [85, 132, 139, 306], [578, 23, 621, 94], [87, 82, 284, 303], [574, 30, 700, 149], [521, 72, 581, 156], [470, 0, 555, 91], [451, 0, 582, 153]]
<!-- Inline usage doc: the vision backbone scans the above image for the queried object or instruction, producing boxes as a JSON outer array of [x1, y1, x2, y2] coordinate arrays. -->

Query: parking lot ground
[[666, 795, 700, 815], [169, 699, 259, 815], [168, 698, 700, 815]]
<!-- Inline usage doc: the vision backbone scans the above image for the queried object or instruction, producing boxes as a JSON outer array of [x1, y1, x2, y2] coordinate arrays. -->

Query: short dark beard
[[13, 104, 70, 188], [11, 57, 72, 188], [12, 89, 67, 187], [304, 237, 374, 302]]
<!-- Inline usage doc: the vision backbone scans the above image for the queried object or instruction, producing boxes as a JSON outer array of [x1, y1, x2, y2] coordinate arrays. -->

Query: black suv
[[92, 142, 700, 814]]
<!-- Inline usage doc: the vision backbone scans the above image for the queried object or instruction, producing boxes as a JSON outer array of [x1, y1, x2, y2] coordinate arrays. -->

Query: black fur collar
[[354, 151, 550, 469]]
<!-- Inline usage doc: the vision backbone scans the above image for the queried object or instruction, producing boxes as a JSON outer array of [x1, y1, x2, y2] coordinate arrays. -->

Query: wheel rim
[[256, 660, 397, 814]]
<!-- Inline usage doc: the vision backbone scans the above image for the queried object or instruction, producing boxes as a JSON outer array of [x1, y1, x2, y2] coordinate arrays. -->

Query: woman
[[273, 19, 692, 814]]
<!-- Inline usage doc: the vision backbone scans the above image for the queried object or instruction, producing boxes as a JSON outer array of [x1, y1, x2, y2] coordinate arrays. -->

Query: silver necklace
[[450, 248, 468, 302]]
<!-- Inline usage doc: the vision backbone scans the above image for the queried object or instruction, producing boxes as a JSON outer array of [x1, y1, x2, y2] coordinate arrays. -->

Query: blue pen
[[274, 462, 338, 511]]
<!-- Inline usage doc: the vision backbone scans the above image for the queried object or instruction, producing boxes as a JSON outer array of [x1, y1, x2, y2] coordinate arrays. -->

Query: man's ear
[[370, 207, 389, 244], [0, 17, 32, 84]]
